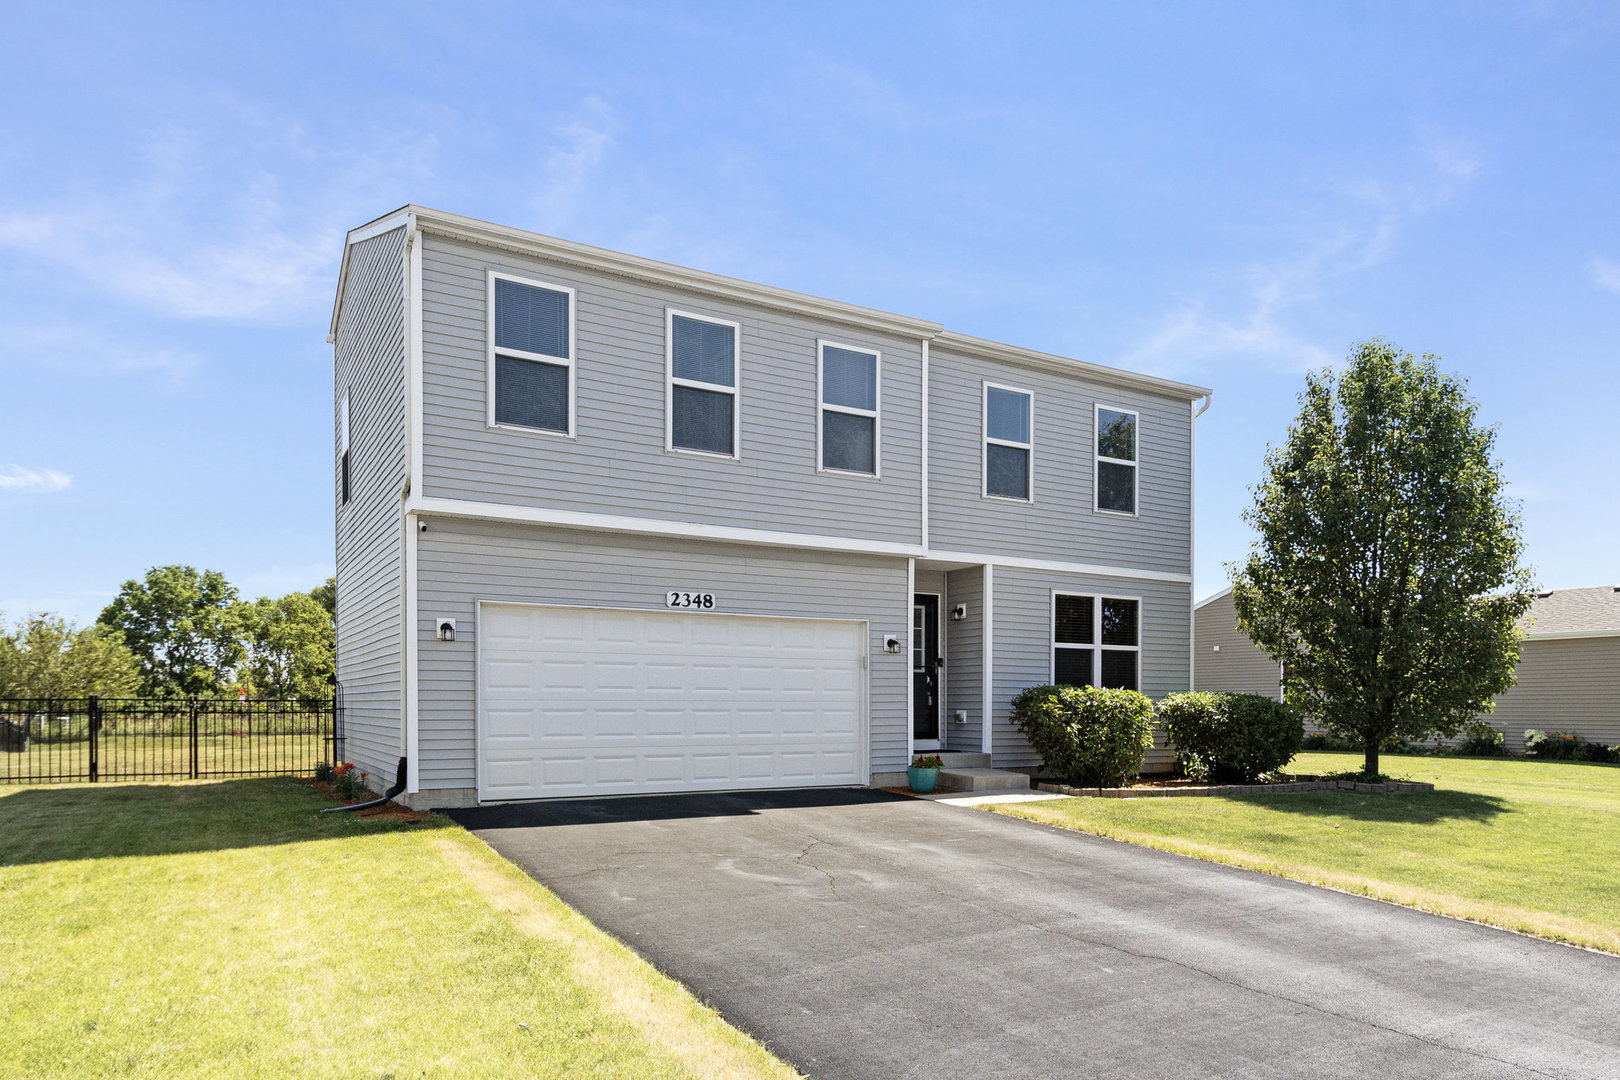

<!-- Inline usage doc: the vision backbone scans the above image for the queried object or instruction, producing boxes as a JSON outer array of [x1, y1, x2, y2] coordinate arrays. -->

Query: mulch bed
[[305, 778, 433, 821]]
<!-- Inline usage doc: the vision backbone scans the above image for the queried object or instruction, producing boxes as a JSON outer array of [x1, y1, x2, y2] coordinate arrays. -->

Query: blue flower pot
[[907, 766, 940, 794]]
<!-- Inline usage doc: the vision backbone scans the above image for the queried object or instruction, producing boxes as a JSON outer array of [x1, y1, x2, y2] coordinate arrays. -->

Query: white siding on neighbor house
[[989, 567, 1191, 772], [1193, 590, 1283, 700], [334, 225, 407, 782], [927, 345, 1193, 576], [1489, 636, 1620, 751], [412, 518, 911, 791], [416, 233, 925, 547], [944, 567, 985, 753]]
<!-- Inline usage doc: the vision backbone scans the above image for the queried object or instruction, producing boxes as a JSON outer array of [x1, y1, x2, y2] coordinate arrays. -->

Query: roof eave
[[933, 330, 1215, 401]]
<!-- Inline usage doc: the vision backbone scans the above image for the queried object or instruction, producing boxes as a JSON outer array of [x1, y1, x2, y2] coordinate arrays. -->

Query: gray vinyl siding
[[1193, 591, 1283, 700], [333, 226, 407, 781], [945, 567, 985, 752], [413, 519, 911, 790], [927, 345, 1193, 575], [989, 567, 1191, 771], [1487, 637, 1620, 751], [417, 233, 925, 546]]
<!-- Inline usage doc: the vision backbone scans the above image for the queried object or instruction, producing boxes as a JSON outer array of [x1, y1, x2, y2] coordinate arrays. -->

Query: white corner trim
[[982, 563, 994, 756], [408, 220, 424, 502], [920, 337, 930, 549], [403, 510, 420, 794], [906, 557, 915, 766]]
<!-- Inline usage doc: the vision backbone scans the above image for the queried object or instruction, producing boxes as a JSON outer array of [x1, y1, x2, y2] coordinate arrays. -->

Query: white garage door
[[478, 603, 866, 800]]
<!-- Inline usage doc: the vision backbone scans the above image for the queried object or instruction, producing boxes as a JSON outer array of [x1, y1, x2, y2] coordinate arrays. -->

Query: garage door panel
[[479, 604, 864, 799]]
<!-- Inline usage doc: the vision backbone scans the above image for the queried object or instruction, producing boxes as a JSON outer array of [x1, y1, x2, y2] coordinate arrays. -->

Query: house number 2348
[[666, 591, 716, 610]]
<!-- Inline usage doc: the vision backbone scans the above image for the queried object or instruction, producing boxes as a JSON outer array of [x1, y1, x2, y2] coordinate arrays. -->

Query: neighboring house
[[1193, 583, 1620, 751], [1492, 586, 1620, 750], [331, 206, 1211, 807], [1193, 588, 1282, 701]]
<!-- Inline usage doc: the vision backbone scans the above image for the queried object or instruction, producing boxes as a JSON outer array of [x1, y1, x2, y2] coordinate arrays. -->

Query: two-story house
[[331, 206, 1212, 807]]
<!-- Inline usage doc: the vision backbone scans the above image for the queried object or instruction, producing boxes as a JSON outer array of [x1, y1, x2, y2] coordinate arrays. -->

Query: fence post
[[189, 698, 199, 780], [88, 696, 100, 783]]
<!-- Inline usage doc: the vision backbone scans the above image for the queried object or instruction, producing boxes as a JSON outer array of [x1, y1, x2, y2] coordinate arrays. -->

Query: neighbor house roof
[[1522, 585, 1620, 640], [329, 205, 1216, 404]]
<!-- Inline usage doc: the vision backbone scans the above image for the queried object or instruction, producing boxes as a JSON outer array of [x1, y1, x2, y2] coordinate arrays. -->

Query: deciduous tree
[[234, 590, 335, 703], [1231, 340, 1533, 777], [97, 566, 244, 697], [0, 613, 141, 698]]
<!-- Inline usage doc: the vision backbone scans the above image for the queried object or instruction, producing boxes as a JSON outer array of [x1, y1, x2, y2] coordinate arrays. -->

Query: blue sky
[[2, 2, 1616, 624]]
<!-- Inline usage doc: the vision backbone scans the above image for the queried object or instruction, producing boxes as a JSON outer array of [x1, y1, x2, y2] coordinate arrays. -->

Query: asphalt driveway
[[449, 789, 1619, 1079]]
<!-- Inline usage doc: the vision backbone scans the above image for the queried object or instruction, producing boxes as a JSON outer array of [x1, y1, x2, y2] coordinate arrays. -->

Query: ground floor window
[[1053, 593, 1140, 691]]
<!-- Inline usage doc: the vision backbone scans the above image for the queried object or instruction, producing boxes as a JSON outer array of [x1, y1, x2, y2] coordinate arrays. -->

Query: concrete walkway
[[450, 789, 1619, 1080]]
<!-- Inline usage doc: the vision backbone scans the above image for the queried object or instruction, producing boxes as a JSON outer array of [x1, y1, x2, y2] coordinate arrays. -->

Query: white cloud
[[1593, 257, 1620, 295], [1121, 133, 1483, 378], [0, 100, 436, 323], [530, 96, 617, 234], [0, 466, 71, 493]]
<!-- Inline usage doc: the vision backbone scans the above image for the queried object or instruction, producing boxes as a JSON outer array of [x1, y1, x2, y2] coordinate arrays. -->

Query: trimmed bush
[[1158, 691, 1303, 783], [1010, 685, 1156, 787], [1456, 720, 1506, 757]]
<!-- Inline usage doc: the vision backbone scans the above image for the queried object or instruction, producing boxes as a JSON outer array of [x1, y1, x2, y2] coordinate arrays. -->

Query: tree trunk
[[1363, 738, 1380, 778]]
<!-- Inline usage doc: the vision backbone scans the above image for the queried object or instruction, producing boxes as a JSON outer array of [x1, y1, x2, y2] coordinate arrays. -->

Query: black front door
[[912, 594, 941, 743]]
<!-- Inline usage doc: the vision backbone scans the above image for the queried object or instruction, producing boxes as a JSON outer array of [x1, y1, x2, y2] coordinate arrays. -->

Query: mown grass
[[993, 752, 1620, 953], [0, 778, 800, 1079]]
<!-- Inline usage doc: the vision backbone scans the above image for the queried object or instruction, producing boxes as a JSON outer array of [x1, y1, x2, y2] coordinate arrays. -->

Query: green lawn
[[0, 779, 800, 1080], [994, 752, 1620, 953]]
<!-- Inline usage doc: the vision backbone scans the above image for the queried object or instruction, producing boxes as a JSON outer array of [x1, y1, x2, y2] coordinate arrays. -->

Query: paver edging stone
[[1035, 779, 1435, 798]]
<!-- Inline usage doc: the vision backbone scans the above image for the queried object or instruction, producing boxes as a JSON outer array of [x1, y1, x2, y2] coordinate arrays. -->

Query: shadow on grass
[[0, 777, 449, 866], [1225, 788, 1511, 824]]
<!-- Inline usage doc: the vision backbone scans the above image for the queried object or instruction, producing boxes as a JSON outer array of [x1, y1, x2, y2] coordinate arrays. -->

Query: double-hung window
[[338, 393, 351, 505], [819, 341, 879, 475], [489, 272, 575, 435], [983, 383, 1033, 500], [1095, 405, 1138, 514], [667, 310, 740, 457], [1053, 593, 1141, 691]]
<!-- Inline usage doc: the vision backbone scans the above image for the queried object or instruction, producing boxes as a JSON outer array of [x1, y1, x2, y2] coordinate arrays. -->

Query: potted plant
[[908, 753, 944, 794]]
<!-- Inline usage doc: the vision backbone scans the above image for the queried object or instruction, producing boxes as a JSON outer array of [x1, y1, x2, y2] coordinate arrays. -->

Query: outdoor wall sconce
[[950, 604, 967, 621], [436, 618, 457, 642], [883, 635, 902, 653]]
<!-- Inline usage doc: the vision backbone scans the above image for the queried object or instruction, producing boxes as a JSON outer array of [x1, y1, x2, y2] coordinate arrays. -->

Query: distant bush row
[[1300, 723, 1620, 764], [1009, 686, 1302, 787]]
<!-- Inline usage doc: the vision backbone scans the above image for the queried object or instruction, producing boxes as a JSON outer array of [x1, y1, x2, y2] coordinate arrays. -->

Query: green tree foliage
[[97, 566, 244, 697], [309, 577, 336, 618], [0, 613, 141, 698], [1231, 340, 1533, 777], [234, 591, 335, 703]]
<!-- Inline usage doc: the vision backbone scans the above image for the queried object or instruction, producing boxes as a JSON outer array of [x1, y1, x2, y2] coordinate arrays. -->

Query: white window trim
[[486, 269, 578, 439], [1049, 591, 1143, 689], [665, 308, 742, 460], [1094, 402, 1140, 517], [982, 381, 1034, 502], [817, 339, 882, 478], [338, 392, 351, 507]]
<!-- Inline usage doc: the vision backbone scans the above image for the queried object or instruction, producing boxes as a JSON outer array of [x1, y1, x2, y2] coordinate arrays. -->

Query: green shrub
[[1456, 721, 1505, 757], [1158, 691, 1304, 783], [1523, 729, 1617, 763], [1302, 731, 1354, 751], [1010, 685, 1156, 787], [313, 761, 335, 783]]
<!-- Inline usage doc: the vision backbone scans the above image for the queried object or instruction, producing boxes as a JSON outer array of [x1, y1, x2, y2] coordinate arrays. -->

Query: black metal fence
[[0, 696, 343, 784]]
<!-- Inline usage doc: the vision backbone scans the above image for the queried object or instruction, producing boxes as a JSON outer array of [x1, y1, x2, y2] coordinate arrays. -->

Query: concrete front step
[[935, 752, 991, 769], [935, 767, 1031, 793]]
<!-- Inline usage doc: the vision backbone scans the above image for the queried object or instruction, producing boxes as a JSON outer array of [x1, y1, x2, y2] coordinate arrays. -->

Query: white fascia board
[[934, 330, 1214, 402], [927, 549, 1194, 585], [409, 497, 1193, 583], [1524, 628, 1620, 641], [407, 206, 944, 340], [1194, 585, 1234, 610], [413, 496, 926, 558], [329, 205, 413, 340]]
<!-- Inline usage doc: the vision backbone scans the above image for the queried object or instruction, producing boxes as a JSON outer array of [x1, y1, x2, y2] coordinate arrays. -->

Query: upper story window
[[819, 341, 880, 476], [338, 393, 351, 505], [1096, 405, 1138, 515], [489, 272, 575, 436], [1053, 593, 1140, 691], [983, 383, 1033, 501], [667, 310, 740, 458]]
